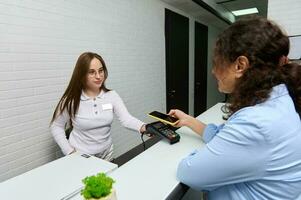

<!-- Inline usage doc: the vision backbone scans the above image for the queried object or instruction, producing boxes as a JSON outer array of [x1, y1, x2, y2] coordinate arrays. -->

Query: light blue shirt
[[177, 84, 301, 200]]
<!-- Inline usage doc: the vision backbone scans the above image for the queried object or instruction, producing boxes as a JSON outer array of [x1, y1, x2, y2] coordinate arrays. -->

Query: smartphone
[[148, 111, 179, 126]]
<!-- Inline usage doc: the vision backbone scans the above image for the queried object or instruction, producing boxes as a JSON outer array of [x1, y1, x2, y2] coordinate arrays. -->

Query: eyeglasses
[[88, 68, 104, 77]]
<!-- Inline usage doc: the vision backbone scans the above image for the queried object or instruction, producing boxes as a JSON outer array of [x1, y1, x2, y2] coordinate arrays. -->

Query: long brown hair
[[214, 16, 301, 118], [50, 52, 110, 123]]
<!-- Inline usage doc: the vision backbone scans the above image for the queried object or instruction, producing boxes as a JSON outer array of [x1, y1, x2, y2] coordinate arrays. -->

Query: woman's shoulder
[[221, 105, 272, 143], [104, 89, 117, 95], [229, 99, 293, 135], [230, 103, 278, 124], [103, 90, 121, 99]]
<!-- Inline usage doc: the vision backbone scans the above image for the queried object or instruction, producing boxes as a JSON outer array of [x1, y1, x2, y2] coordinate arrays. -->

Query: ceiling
[[162, 0, 231, 29], [162, 0, 268, 27], [215, 0, 268, 19]]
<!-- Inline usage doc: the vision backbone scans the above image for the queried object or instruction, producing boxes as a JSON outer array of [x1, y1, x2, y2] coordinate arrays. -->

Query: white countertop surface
[[0, 152, 117, 200]]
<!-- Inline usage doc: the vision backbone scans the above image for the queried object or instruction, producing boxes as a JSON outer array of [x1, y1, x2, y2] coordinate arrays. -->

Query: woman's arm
[[111, 91, 145, 133], [168, 109, 225, 143], [177, 116, 267, 191], [50, 109, 75, 155], [168, 109, 206, 136]]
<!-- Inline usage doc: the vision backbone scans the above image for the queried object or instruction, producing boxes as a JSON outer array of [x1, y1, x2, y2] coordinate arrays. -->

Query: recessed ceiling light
[[231, 8, 259, 16]]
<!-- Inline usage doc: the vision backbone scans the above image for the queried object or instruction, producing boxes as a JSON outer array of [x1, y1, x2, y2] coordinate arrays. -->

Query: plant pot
[[85, 188, 117, 200]]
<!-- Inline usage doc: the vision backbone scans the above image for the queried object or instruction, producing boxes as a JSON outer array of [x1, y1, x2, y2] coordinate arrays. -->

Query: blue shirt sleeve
[[202, 123, 224, 143], [177, 114, 268, 191]]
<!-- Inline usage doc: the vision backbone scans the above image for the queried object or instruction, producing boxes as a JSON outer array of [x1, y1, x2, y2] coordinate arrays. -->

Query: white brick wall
[[0, 0, 224, 182], [268, 0, 301, 36]]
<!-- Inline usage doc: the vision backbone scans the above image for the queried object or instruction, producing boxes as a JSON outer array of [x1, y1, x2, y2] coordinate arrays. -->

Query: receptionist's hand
[[140, 124, 146, 133], [140, 124, 154, 137]]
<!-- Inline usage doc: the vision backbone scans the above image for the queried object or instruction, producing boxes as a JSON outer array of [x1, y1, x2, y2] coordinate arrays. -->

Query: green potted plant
[[81, 173, 117, 200]]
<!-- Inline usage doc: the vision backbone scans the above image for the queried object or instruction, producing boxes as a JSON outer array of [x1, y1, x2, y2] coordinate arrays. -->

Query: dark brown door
[[165, 9, 189, 113], [194, 21, 208, 116]]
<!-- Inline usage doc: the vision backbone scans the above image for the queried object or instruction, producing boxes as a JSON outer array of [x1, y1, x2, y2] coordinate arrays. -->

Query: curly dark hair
[[281, 63, 301, 115], [214, 16, 301, 118]]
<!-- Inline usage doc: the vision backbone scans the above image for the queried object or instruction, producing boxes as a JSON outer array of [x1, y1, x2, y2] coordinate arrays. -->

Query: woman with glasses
[[50, 52, 146, 161], [169, 17, 301, 199]]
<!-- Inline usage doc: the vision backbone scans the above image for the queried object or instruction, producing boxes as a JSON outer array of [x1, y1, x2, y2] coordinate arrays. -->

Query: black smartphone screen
[[149, 111, 178, 123]]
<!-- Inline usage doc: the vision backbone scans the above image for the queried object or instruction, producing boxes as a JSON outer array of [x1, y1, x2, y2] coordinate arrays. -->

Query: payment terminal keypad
[[146, 121, 180, 144]]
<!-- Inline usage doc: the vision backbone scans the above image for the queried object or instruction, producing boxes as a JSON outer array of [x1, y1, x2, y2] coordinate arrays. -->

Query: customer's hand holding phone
[[148, 111, 179, 126], [168, 109, 192, 128]]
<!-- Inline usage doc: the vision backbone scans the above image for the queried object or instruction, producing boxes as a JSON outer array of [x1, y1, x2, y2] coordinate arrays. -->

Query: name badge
[[102, 103, 113, 110]]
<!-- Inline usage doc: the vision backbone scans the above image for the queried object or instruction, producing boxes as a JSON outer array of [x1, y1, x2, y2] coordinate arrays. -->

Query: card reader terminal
[[146, 121, 180, 144]]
